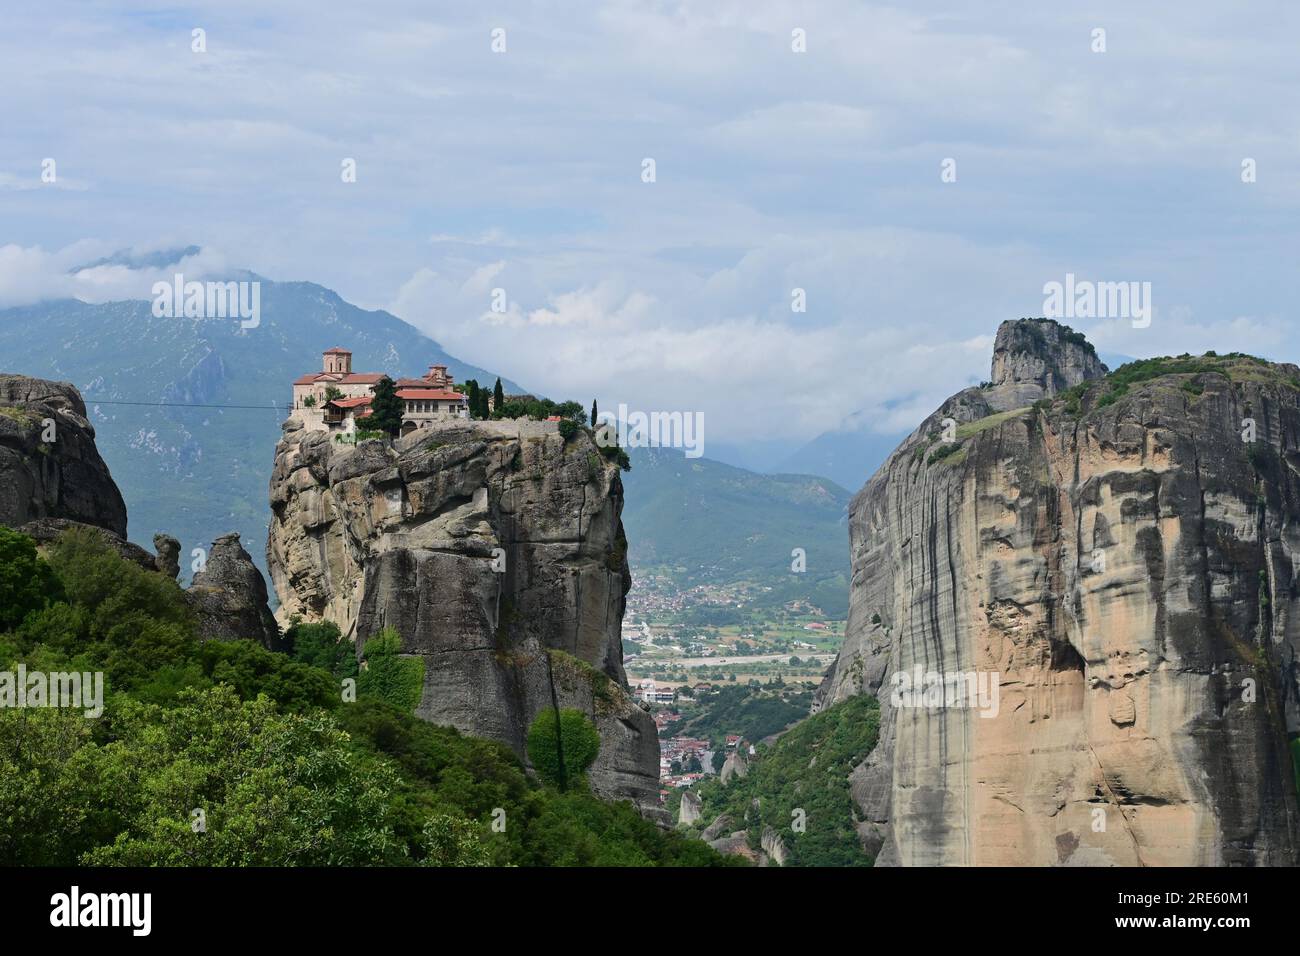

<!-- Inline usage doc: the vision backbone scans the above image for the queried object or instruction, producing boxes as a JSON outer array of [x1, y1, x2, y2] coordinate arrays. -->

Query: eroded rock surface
[[679, 789, 703, 826], [818, 319, 1300, 866], [186, 532, 281, 649], [266, 417, 660, 813], [0, 374, 128, 536]]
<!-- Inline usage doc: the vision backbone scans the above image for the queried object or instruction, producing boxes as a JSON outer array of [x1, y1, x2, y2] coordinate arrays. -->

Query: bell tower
[[323, 347, 353, 375]]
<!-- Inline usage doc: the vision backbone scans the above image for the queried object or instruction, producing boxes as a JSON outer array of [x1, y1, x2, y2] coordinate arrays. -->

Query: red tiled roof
[[339, 373, 386, 384], [294, 372, 342, 385], [323, 347, 352, 354], [396, 389, 465, 401], [326, 396, 373, 409]]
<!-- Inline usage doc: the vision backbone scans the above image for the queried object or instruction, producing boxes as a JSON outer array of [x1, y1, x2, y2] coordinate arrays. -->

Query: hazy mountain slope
[[777, 421, 904, 493], [621, 448, 851, 617], [0, 278, 520, 577]]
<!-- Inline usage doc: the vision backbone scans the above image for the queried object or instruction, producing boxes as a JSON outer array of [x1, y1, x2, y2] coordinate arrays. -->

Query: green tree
[[526, 708, 600, 790], [357, 627, 424, 712], [590, 399, 598, 427], [79, 687, 410, 866], [367, 375, 404, 436], [462, 380, 480, 418], [0, 526, 734, 869], [0, 527, 62, 631], [286, 617, 358, 680], [492, 377, 505, 414]]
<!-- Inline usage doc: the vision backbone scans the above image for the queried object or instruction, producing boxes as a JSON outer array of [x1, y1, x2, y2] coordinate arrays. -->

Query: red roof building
[[292, 348, 469, 435]]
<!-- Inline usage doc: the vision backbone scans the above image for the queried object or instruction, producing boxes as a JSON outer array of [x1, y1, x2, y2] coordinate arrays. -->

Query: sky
[[3, 1, 1300, 467]]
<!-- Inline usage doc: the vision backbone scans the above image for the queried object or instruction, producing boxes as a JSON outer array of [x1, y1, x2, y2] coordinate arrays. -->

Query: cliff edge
[[818, 319, 1300, 865], [266, 417, 661, 814]]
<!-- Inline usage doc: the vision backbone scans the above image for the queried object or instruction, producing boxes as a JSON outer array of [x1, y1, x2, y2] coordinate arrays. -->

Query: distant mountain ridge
[[0, 275, 522, 578], [621, 447, 851, 617]]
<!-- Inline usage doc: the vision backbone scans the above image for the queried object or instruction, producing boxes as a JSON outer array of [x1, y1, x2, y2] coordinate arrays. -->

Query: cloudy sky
[[3, 1, 1300, 467]]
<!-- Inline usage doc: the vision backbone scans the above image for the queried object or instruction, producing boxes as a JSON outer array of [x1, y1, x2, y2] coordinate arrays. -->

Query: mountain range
[[1, 257, 850, 602], [621, 448, 850, 617], [0, 273, 519, 579]]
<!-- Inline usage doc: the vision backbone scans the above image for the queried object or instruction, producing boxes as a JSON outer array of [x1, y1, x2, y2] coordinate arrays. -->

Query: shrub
[[286, 618, 358, 680], [358, 627, 425, 713], [927, 441, 962, 464], [0, 528, 63, 631], [526, 708, 601, 790]]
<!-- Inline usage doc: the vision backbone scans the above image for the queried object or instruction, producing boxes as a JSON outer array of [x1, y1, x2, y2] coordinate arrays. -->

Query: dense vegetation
[[1040, 351, 1300, 418], [682, 695, 881, 867], [0, 526, 725, 867], [668, 683, 812, 745]]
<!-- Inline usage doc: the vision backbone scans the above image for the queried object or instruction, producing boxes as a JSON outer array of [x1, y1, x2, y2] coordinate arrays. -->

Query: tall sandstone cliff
[[818, 320, 1300, 866], [266, 417, 661, 814]]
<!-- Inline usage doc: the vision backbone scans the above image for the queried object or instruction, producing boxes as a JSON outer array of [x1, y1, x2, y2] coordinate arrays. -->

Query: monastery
[[290, 347, 468, 435]]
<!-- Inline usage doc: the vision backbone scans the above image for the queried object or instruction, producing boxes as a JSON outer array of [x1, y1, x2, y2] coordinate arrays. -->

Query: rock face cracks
[[0, 374, 128, 537], [267, 418, 661, 814], [818, 320, 1300, 865]]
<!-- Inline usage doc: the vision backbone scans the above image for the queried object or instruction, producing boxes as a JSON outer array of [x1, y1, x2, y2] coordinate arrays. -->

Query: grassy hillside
[[621, 448, 851, 617], [668, 682, 814, 745], [680, 694, 880, 866]]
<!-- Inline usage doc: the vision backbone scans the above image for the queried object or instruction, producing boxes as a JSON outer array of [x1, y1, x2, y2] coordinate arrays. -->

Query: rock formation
[[185, 533, 281, 649], [818, 319, 1300, 865], [679, 789, 703, 826], [719, 744, 749, 784], [153, 533, 181, 578], [989, 318, 1106, 399], [760, 825, 790, 866], [0, 374, 128, 536], [700, 813, 734, 843], [266, 417, 661, 814], [1, 373, 280, 649]]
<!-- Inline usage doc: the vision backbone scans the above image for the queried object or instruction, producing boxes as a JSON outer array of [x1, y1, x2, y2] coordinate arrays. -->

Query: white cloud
[[5, 2, 1300, 460], [0, 243, 233, 309]]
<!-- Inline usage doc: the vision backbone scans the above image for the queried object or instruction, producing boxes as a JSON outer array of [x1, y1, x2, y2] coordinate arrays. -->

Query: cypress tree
[[367, 376, 404, 436]]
